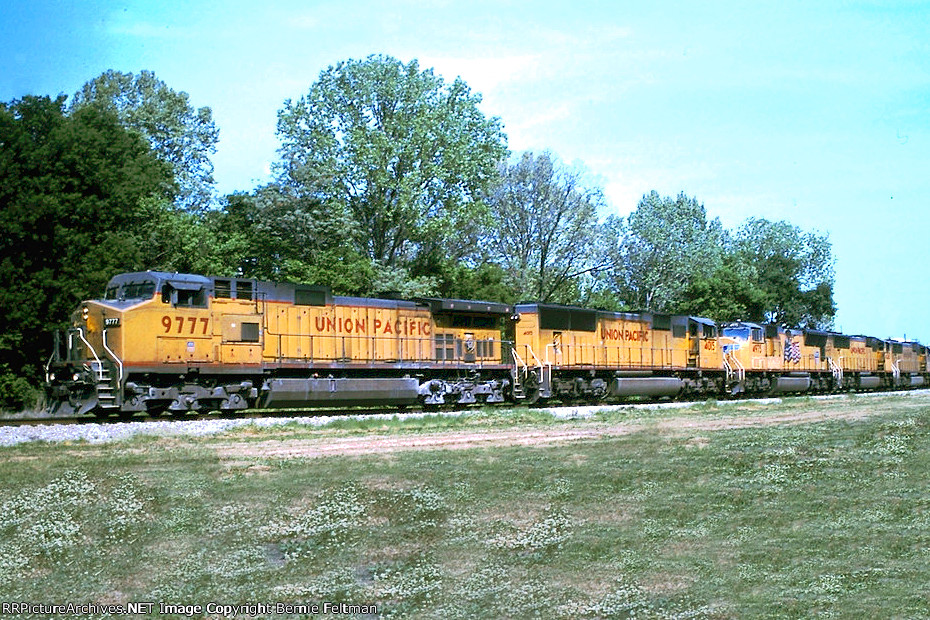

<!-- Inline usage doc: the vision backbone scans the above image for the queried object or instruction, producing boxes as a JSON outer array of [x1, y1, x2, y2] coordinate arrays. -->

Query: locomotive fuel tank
[[609, 377, 684, 397]]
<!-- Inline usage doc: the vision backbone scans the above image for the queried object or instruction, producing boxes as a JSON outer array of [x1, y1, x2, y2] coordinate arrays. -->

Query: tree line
[[0, 55, 835, 410]]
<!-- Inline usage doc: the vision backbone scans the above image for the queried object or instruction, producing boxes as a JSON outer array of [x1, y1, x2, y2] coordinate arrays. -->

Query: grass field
[[1, 393, 929, 618]]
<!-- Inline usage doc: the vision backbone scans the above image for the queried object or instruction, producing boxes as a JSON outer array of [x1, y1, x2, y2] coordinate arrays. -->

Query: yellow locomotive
[[510, 303, 723, 402], [45, 271, 929, 417], [45, 271, 513, 417]]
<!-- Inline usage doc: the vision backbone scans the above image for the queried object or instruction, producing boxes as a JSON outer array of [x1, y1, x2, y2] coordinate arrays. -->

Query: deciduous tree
[[71, 70, 219, 213], [207, 186, 372, 295], [484, 152, 609, 303], [0, 96, 173, 408], [612, 191, 725, 312], [732, 217, 835, 328], [275, 55, 508, 271]]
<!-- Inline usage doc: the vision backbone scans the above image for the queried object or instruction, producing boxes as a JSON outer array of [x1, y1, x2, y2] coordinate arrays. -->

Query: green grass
[[1, 394, 929, 618]]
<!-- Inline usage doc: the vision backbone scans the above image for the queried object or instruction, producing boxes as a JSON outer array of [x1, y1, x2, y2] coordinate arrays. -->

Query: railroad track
[[3, 387, 928, 429], [0, 416, 85, 427], [0, 405, 433, 427]]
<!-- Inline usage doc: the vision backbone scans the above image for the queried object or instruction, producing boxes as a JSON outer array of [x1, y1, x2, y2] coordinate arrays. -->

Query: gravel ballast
[[2, 390, 922, 448]]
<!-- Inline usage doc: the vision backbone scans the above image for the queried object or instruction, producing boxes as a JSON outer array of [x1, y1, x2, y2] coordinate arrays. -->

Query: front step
[[91, 362, 119, 409]]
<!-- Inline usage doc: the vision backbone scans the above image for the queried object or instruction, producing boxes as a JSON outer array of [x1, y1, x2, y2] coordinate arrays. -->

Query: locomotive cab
[[46, 271, 216, 416], [683, 316, 721, 370]]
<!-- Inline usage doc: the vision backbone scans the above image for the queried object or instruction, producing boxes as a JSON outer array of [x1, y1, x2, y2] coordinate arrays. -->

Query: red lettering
[[600, 327, 650, 342], [356, 319, 366, 333], [384, 321, 394, 334], [374, 319, 382, 331]]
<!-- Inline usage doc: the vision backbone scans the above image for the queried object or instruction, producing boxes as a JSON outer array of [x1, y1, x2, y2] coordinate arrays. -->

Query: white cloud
[[418, 54, 542, 94]]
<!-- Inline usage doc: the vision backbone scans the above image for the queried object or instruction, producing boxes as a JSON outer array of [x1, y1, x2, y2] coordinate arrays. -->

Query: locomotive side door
[[552, 332, 563, 366], [463, 332, 476, 363], [688, 320, 700, 368]]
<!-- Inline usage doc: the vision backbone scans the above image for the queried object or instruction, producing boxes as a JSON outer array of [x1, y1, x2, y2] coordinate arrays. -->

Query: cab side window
[[177, 288, 206, 307], [162, 284, 207, 308]]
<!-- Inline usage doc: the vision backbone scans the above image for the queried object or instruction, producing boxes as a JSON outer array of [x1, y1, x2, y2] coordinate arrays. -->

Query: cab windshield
[[104, 280, 157, 301], [723, 326, 751, 340]]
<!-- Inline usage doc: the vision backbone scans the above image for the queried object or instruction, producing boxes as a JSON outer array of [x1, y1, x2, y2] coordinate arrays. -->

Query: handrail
[[733, 352, 745, 381], [72, 328, 103, 378], [723, 350, 745, 383], [101, 327, 123, 385], [44, 351, 56, 384], [264, 332, 509, 365], [828, 357, 843, 386], [511, 347, 528, 375], [544, 343, 561, 367]]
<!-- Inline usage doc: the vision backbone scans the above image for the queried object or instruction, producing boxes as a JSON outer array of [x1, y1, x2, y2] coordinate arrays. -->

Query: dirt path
[[212, 399, 914, 460]]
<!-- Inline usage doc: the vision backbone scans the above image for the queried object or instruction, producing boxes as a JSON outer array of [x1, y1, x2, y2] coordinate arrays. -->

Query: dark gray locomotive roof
[[102, 271, 511, 314], [415, 297, 512, 315], [514, 302, 718, 333]]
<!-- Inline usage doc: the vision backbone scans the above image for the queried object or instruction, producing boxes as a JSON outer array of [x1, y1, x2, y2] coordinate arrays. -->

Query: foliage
[[0, 365, 36, 412], [70, 70, 219, 213], [0, 60, 846, 402], [132, 196, 223, 275], [731, 218, 836, 328], [206, 187, 374, 295], [604, 195, 836, 326], [275, 54, 508, 270], [611, 191, 725, 312], [432, 261, 519, 304], [0, 95, 173, 407], [677, 258, 769, 322], [484, 152, 610, 303]]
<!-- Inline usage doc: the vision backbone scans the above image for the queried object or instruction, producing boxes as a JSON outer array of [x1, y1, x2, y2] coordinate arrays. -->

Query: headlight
[[49, 373, 56, 382], [72, 373, 81, 382]]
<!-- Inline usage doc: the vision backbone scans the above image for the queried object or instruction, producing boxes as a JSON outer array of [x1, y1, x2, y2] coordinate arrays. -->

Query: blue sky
[[2, 0, 928, 341]]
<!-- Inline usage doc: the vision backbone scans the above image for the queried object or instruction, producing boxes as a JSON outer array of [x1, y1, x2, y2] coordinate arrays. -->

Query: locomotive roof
[[103, 271, 512, 312], [416, 298, 512, 315], [107, 271, 211, 288], [514, 302, 650, 323], [721, 321, 764, 329]]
